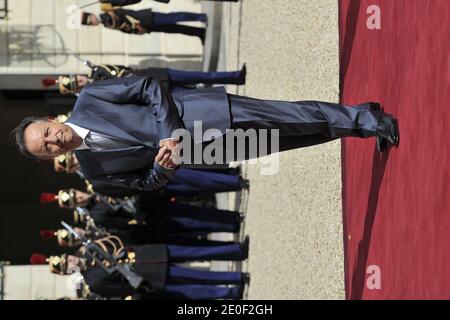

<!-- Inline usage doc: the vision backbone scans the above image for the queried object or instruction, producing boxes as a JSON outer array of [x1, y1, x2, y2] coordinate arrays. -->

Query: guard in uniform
[[81, 7, 207, 43], [52, 154, 247, 196], [30, 234, 250, 299], [42, 64, 246, 95], [39, 188, 244, 238], [99, 0, 240, 9], [82, 165, 248, 197]]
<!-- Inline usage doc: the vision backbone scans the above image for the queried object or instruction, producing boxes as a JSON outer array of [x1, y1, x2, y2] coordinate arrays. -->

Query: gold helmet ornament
[[54, 152, 76, 173], [54, 113, 71, 124], [40, 189, 76, 209], [30, 253, 68, 275], [40, 229, 77, 247], [73, 207, 90, 225], [42, 75, 79, 95]]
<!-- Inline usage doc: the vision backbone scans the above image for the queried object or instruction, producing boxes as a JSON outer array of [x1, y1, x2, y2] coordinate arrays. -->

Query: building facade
[[0, 0, 203, 90]]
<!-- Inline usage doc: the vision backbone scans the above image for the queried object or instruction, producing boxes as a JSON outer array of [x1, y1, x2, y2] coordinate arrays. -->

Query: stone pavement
[[203, 0, 344, 300]]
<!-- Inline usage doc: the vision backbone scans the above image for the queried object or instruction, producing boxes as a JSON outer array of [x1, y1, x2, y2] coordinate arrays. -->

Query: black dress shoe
[[199, 29, 206, 45], [200, 13, 208, 24], [376, 135, 388, 152], [240, 235, 250, 259], [241, 272, 251, 287], [369, 102, 383, 112], [240, 178, 250, 190], [237, 285, 245, 300], [236, 64, 247, 85], [234, 212, 245, 225], [377, 114, 399, 152], [228, 166, 242, 176]]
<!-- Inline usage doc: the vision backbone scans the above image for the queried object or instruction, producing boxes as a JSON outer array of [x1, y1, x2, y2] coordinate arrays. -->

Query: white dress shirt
[[65, 122, 90, 150]]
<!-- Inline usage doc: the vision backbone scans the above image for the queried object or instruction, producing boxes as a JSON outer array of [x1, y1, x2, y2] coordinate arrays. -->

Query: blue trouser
[[168, 217, 238, 234], [165, 284, 241, 300], [166, 202, 240, 233], [168, 243, 246, 262], [168, 265, 242, 285], [166, 168, 241, 195], [152, 12, 207, 25], [151, 12, 206, 41], [168, 69, 243, 85]]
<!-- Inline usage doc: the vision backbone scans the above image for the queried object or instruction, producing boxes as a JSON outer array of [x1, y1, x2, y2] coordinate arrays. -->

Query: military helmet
[[30, 253, 68, 275], [40, 189, 76, 209], [40, 229, 77, 247], [42, 75, 79, 95], [54, 152, 76, 174]]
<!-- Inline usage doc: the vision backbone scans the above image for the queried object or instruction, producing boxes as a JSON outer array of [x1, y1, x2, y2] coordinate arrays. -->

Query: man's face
[[88, 14, 100, 26], [24, 121, 82, 159], [73, 190, 91, 207], [76, 75, 89, 90], [67, 255, 80, 271]]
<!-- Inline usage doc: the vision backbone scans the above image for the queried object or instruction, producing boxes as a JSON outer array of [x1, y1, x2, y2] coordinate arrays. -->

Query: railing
[[0, 0, 7, 20]]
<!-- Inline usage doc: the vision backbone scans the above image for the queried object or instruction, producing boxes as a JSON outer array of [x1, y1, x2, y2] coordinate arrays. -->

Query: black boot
[[240, 235, 250, 259], [239, 178, 250, 190], [236, 64, 247, 85]]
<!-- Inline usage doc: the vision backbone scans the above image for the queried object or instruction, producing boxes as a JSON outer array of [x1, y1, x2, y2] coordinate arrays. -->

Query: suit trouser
[[165, 284, 241, 300], [166, 202, 240, 233], [168, 265, 243, 285], [186, 95, 381, 165], [166, 168, 242, 195], [229, 94, 380, 143], [168, 242, 246, 262]]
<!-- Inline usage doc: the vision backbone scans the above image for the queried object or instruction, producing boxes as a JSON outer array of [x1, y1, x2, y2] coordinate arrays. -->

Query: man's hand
[[159, 139, 178, 151], [155, 146, 177, 169], [135, 23, 147, 34]]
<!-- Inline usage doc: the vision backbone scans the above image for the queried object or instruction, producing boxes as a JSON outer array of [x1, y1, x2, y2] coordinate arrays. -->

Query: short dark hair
[[11, 116, 49, 159]]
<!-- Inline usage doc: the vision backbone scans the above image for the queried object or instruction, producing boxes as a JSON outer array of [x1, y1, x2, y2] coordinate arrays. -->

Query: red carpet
[[339, 0, 450, 299]]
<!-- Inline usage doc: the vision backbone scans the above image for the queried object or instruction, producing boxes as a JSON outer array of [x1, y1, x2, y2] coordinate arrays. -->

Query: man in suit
[[13, 76, 399, 193]]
